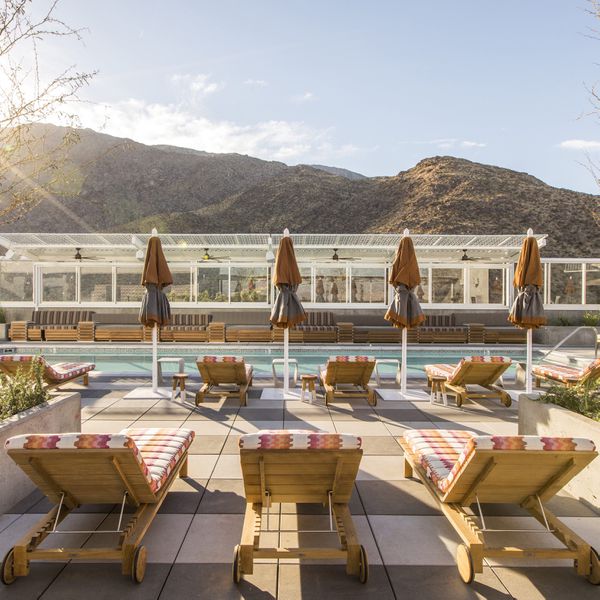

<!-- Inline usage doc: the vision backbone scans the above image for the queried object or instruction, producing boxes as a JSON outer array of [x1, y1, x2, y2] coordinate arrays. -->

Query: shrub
[[582, 312, 600, 327], [539, 381, 600, 421], [0, 358, 49, 420]]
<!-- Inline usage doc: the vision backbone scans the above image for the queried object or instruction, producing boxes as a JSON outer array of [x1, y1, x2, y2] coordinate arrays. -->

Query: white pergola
[[0, 232, 548, 263]]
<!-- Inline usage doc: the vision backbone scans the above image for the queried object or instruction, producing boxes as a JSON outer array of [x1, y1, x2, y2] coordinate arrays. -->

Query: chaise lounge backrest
[[323, 356, 375, 386], [239, 430, 362, 504], [0, 354, 95, 384], [197, 356, 251, 385], [447, 356, 512, 386]]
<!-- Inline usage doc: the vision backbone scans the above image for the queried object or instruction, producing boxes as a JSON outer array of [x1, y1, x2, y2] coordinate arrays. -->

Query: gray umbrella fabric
[[386, 283, 425, 329], [139, 236, 172, 328], [139, 283, 171, 327], [509, 284, 545, 329], [270, 283, 306, 329]]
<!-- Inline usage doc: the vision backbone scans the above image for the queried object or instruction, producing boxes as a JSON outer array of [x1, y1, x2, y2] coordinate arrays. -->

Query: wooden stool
[[430, 376, 448, 406], [300, 375, 318, 404], [172, 373, 188, 402]]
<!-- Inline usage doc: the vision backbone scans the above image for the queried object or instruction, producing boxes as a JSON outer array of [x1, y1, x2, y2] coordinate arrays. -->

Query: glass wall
[[417, 268, 429, 304], [296, 267, 312, 303], [432, 268, 464, 303], [80, 266, 112, 303], [549, 263, 583, 305], [586, 263, 600, 304], [166, 268, 192, 302], [468, 267, 505, 304], [315, 267, 346, 303], [41, 267, 76, 302], [0, 263, 33, 302], [231, 267, 268, 302], [351, 267, 385, 303], [116, 267, 145, 302], [198, 266, 229, 302]]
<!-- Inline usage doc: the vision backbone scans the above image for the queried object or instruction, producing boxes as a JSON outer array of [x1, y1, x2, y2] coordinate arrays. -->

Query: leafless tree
[[0, 0, 95, 224]]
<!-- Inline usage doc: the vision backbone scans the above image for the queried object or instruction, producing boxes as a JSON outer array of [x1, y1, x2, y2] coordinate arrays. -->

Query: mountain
[[0, 124, 598, 257], [307, 164, 367, 180]]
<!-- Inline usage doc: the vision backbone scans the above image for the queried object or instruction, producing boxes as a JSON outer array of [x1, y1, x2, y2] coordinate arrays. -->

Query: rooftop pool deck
[[0, 374, 598, 599]]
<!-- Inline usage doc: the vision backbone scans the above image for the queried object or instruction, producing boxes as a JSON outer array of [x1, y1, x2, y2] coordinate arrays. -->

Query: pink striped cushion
[[201, 355, 244, 363], [239, 429, 361, 450], [329, 356, 375, 363]]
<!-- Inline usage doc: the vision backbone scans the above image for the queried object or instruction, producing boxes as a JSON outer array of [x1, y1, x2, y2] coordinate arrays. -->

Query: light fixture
[[74, 248, 82, 261], [332, 248, 339, 261], [265, 237, 275, 264], [203, 248, 211, 261], [3, 249, 15, 260], [135, 249, 144, 260]]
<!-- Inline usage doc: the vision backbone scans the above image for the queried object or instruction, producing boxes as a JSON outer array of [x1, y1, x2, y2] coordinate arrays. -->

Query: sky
[[34, 0, 600, 193]]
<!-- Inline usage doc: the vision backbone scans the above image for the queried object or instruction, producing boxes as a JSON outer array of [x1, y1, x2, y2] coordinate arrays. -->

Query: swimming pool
[[7, 344, 532, 378]]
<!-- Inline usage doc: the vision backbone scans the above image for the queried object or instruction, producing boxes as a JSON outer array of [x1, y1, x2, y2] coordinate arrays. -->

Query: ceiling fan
[[331, 248, 357, 261], [74, 247, 102, 261], [461, 249, 483, 262]]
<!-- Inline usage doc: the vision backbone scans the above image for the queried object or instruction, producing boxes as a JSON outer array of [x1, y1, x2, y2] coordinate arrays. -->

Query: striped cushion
[[404, 429, 596, 493], [533, 359, 600, 384], [424, 364, 455, 379], [200, 355, 244, 363], [0, 355, 95, 381], [6, 428, 195, 494], [239, 429, 361, 450], [328, 355, 375, 363], [306, 312, 335, 326]]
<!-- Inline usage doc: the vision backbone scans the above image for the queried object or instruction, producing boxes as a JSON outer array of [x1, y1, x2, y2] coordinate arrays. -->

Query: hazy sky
[[40, 0, 600, 193]]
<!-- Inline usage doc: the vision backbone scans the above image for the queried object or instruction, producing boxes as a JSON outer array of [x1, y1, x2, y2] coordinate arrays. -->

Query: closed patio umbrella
[[270, 229, 306, 394], [508, 228, 546, 393], [385, 229, 425, 396], [139, 229, 172, 394]]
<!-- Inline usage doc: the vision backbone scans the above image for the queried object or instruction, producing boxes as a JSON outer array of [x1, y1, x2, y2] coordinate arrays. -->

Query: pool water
[[13, 345, 531, 378]]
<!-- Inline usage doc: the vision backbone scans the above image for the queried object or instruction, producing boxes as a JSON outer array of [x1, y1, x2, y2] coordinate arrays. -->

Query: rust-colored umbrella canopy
[[508, 237, 546, 329], [270, 236, 306, 329], [139, 237, 173, 327], [385, 236, 425, 329]]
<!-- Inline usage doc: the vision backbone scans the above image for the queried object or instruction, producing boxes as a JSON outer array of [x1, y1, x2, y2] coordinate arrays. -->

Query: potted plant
[[0, 359, 81, 513]]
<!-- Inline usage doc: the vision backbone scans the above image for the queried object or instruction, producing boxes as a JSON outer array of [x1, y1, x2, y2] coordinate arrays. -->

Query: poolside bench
[[9, 310, 95, 342], [161, 313, 212, 342], [93, 313, 143, 342]]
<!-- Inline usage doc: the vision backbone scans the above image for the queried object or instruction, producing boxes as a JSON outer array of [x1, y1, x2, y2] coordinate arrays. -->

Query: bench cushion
[[328, 355, 375, 363], [404, 429, 596, 494], [6, 428, 195, 494], [200, 355, 245, 363], [239, 429, 361, 450]]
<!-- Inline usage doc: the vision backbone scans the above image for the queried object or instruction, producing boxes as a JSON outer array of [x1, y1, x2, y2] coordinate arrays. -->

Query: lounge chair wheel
[[587, 547, 600, 585], [1, 548, 16, 585], [456, 544, 474, 584], [232, 544, 242, 583], [131, 545, 147, 583], [358, 545, 369, 584], [501, 395, 512, 408], [456, 395, 464, 408]]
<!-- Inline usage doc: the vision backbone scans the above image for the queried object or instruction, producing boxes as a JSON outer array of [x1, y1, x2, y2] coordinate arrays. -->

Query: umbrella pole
[[152, 324, 158, 393], [284, 327, 290, 395], [526, 328, 533, 394], [401, 327, 408, 396]]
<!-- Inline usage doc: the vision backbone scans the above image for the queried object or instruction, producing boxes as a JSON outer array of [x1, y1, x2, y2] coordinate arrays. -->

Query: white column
[[284, 327, 290, 394], [152, 324, 158, 393], [401, 327, 408, 396]]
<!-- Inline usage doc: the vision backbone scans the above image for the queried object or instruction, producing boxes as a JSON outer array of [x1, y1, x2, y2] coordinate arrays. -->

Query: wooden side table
[[430, 376, 448, 406], [300, 375, 318, 404], [172, 373, 188, 402]]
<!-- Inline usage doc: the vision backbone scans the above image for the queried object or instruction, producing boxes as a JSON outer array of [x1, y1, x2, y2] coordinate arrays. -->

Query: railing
[[538, 326, 599, 365]]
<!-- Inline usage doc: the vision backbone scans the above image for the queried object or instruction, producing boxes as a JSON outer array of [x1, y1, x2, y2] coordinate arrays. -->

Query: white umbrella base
[[260, 388, 302, 400], [123, 386, 173, 400]]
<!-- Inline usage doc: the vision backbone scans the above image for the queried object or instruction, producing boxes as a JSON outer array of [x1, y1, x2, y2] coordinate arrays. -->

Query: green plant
[[539, 381, 600, 421], [582, 312, 600, 327], [554, 315, 572, 326], [0, 359, 49, 420]]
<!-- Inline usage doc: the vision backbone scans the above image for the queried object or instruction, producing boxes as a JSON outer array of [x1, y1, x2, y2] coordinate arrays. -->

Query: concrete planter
[[0, 393, 80, 515], [518, 394, 600, 513]]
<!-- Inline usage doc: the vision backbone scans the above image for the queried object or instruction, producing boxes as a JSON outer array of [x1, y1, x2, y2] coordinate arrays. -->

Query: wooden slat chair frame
[[427, 360, 512, 408], [399, 437, 599, 584], [319, 360, 377, 406], [195, 359, 253, 406], [2, 443, 190, 584], [0, 357, 93, 390], [236, 448, 367, 583]]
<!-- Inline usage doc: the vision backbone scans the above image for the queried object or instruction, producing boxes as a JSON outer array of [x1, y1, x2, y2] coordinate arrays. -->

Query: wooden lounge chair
[[235, 429, 368, 583], [532, 358, 600, 388], [196, 355, 253, 406], [0, 355, 95, 389], [424, 356, 512, 408], [399, 429, 599, 584], [1, 428, 194, 585], [319, 356, 376, 406]]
